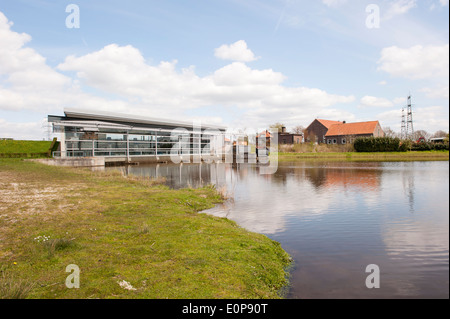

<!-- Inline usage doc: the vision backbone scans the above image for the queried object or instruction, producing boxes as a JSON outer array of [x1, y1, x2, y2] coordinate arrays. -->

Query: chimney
[[281, 126, 286, 133], [343, 121, 346, 124]]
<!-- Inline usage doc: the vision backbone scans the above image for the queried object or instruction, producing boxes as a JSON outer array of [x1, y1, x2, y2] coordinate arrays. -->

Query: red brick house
[[256, 130, 273, 148], [325, 121, 384, 145], [277, 126, 303, 144], [305, 119, 343, 144]]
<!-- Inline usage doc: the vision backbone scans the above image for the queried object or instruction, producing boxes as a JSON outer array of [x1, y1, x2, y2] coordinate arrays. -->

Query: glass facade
[[59, 125, 219, 158]]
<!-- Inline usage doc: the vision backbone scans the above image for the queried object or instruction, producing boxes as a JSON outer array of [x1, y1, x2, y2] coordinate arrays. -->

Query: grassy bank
[[0, 140, 52, 154], [0, 140, 58, 158], [0, 159, 291, 299], [278, 150, 449, 162]]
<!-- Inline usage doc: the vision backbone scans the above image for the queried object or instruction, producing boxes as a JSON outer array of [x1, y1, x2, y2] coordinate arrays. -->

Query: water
[[108, 161, 449, 298]]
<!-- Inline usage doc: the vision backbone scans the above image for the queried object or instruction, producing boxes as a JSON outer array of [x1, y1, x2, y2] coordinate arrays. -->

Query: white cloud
[[0, 118, 51, 140], [0, 11, 356, 138], [420, 86, 450, 99], [359, 96, 406, 109], [377, 105, 449, 133], [360, 96, 394, 108], [214, 40, 259, 62], [440, 0, 449, 6], [378, 44, 449, 80], [211, 62, 285, 87], [0, 12, 73, 112], [322, 0, 347, 7], [384, 0, 417, 20], [57, 43, 354, 128], [393, 97, 407, 105]]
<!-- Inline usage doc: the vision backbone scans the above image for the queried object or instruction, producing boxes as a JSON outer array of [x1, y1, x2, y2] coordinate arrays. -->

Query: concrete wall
[[31, 157, 105, 167]]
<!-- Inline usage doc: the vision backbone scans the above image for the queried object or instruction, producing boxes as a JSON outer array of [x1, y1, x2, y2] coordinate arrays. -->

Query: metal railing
[[52, 149, 225, 158]]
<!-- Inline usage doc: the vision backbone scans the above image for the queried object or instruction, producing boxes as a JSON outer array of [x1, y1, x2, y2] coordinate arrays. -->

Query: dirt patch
[[0, 182, 84, 218]]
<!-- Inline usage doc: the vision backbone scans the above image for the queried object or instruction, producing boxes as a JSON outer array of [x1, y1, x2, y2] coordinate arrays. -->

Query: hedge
[[411, 142, 449, 151], [354, 137, 449, 152], [354, 137, 409, 152]]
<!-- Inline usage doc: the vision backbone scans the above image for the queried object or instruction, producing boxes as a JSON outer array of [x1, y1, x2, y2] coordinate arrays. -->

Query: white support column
[[155, 131, 158, 156], [60, 131, 66, 158], [126, 132, 130, 162]]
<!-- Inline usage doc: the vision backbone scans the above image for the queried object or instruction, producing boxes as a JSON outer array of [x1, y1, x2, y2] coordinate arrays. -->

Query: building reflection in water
[[104, 161, 448, 298]]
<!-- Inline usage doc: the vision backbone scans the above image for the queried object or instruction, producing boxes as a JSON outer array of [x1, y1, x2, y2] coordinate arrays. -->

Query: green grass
[[277, 150, 449, 162], [0, 159, 291, 299], [0, 140, 53, 154]]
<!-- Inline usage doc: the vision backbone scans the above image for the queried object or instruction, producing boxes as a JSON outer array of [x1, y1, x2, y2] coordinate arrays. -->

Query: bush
[[354, 137, 450, 152], [398, 139, 412, 152], [354, 137, 406, 152], [411, 142, 449, 151], [433, 143, 449, 151]]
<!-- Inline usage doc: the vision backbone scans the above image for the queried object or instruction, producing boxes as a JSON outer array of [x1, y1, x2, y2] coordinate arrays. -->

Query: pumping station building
[[48, 108, 227, 165]]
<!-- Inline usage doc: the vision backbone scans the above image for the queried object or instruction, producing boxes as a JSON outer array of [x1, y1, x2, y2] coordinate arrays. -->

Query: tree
[[412, 130, 431, 142], [304, 131, 317, 143], [292, 125, 305, 134], [383, 126, 400, 138], [431, 130, 448, 138], [269, 122, 285, 132]]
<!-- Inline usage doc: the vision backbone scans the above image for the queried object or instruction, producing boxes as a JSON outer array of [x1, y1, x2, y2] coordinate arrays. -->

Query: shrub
[[354, 137, 449, 152], [354, 137, 405, 152], [411, 142, 449, 151], [398, 139, 412, 152]]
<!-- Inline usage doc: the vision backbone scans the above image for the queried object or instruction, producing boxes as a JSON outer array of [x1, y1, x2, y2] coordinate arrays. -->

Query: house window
[[342, 138, 346, 144], [327, 139, 332, 144], [333, 139, 337, 144]]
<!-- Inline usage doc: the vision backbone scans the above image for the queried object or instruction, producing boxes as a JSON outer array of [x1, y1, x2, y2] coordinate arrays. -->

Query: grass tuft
[[42, 238, 76, 257], [0, 267, 35, 299]]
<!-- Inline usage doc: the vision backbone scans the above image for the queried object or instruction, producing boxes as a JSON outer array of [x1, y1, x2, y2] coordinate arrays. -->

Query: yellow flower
[[13, 262, 17, 265]]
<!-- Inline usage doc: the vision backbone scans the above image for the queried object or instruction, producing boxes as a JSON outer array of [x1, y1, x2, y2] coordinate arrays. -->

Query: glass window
[[105, 134, 126, 141], [128, 134, 153, 141]]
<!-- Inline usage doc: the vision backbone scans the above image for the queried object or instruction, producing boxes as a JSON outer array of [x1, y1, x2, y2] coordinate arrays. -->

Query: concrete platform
[[30, 157, 105, 167]]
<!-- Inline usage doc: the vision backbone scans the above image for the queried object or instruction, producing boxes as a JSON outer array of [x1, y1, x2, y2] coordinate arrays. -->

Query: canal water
[[107, 160, 449, 298]]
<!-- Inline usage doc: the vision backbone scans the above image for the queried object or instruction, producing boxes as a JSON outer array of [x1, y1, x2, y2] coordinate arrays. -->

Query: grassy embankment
[[0, 159, 291, 299], [0, 140, 59, 158]]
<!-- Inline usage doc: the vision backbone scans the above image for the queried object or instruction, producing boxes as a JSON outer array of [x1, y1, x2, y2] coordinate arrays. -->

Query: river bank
[[0, 159, 291, 299], [278, 150, 449, 161]]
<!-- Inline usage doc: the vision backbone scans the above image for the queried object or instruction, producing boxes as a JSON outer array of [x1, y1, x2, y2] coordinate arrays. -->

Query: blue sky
[[0, 0, 448, 139]]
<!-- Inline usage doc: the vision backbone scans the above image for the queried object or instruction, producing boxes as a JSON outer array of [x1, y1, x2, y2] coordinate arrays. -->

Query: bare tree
[[269, 122, 285, 132], [412, 130, 431, 141], [431, 130, 448, 138], [383, 126, 400, 138], [292, 125, 305, 134]]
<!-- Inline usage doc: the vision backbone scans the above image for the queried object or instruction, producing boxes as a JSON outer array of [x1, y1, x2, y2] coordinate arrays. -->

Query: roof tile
[[325, 121, 379, 136]]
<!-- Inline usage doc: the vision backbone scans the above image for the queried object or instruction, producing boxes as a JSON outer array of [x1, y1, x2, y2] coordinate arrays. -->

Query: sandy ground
[[0, 171, 85, 260]]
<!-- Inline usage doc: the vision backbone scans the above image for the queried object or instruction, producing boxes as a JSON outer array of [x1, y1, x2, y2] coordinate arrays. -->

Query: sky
[[0, 0, 448, 140]]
